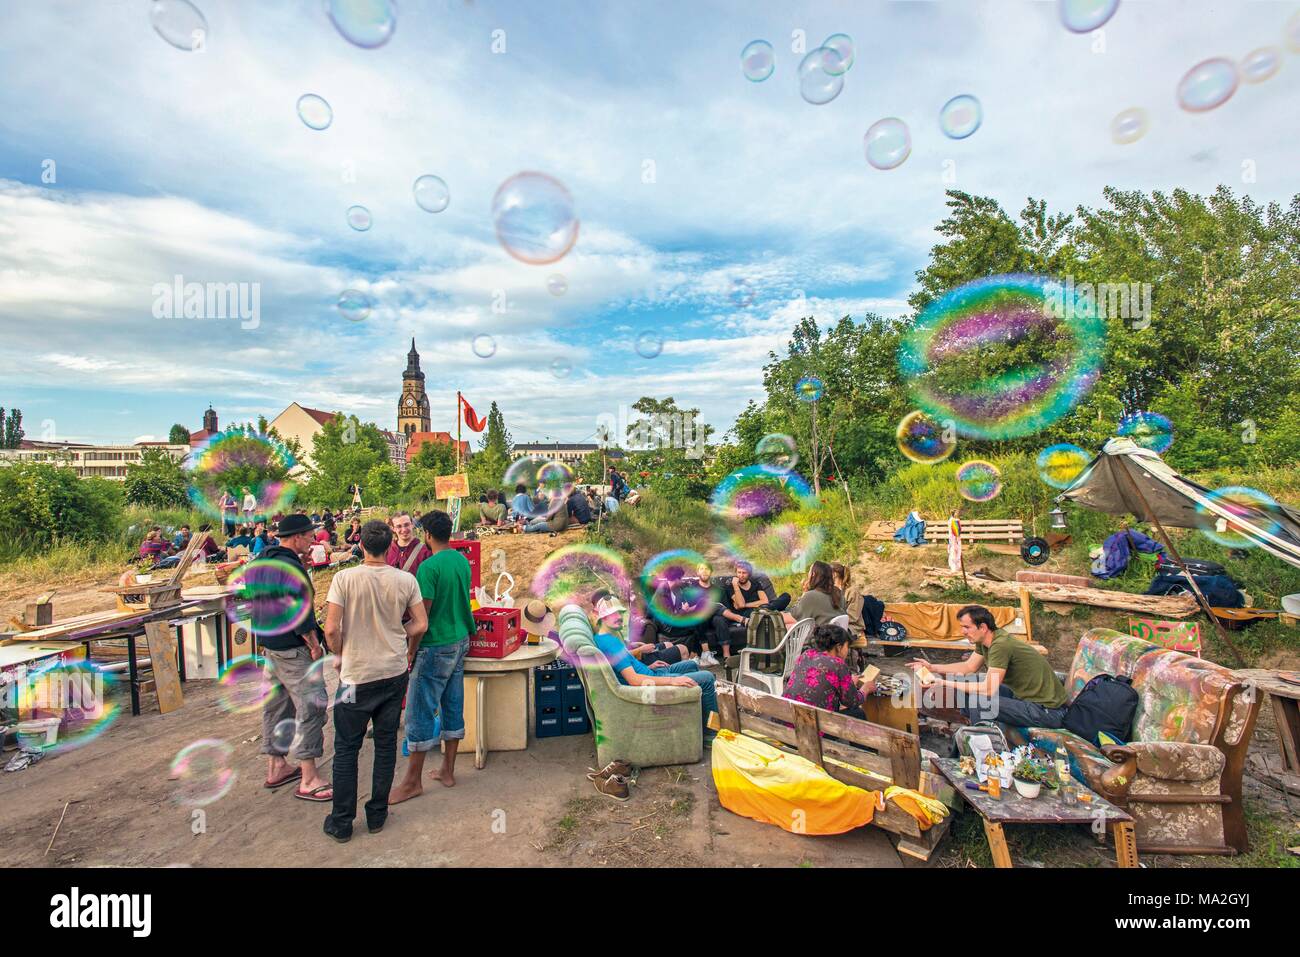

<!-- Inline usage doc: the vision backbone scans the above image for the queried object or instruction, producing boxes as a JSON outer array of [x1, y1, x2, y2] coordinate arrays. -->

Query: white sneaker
[[699, 651, 719, 667]]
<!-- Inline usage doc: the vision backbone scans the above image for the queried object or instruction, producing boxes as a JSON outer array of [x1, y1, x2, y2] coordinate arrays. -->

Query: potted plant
[[1012, 759, 1051, 799]]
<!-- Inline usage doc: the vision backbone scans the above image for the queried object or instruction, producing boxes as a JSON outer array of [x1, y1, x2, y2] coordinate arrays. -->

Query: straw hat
[[520, 599, 556, 636]]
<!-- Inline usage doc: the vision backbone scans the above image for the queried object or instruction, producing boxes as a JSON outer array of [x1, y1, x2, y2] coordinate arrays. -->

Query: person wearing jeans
[[391, 510, 476, 803], [322, 520, 427, 842]]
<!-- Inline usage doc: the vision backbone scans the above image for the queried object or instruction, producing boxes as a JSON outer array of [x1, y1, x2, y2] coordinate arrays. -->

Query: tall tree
[[302, 415, 387, 507], [168, 424, 191, 445], [124, 447, 190, 509], [480, 401, 512, 456], [2, 407, 24, 449]]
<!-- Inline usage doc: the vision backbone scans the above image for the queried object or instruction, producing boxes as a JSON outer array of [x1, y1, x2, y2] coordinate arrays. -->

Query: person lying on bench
[[590, 595, 717, 745], [782, 561, 846, 627], [784, 624, 876, 716], [907, 604, 1068, 732]]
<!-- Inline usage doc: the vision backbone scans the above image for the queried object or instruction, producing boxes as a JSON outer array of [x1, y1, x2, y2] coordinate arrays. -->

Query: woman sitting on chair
[[782, 560, 846, 628], [783, 624, 875, 716]]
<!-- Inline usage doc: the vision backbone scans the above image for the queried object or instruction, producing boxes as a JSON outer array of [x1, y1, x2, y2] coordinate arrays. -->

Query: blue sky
[[1, 0, 1296, 447]]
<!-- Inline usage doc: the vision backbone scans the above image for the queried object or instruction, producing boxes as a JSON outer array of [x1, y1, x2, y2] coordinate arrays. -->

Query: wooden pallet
[[104, 532, 209, 613], [867, 519, 1025, 544]]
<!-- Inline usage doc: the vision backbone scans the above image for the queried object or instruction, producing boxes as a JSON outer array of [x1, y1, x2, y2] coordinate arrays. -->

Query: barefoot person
[[390, 510, 475, 802], [257, 513, 332, 803], [321, 520, 427, 842]]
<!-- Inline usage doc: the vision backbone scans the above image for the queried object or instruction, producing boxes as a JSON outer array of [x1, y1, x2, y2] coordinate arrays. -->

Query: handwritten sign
[[434, 473, 470, 500]]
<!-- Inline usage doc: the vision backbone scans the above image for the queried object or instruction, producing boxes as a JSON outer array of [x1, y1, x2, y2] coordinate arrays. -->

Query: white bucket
[[1281, 594, 1300, 617], [16, 716, 60, 749]]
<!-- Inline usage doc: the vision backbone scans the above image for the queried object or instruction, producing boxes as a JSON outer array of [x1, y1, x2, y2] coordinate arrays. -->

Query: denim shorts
[[405, 638, 470, 751]]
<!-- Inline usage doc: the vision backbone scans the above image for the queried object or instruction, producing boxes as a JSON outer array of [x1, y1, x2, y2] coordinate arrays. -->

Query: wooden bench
[[714, 682, 953, 860], [867, 519, 1025, 545]]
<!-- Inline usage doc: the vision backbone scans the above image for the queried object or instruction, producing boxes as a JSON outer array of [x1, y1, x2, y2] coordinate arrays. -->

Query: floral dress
[[783, 648, 866, 713]]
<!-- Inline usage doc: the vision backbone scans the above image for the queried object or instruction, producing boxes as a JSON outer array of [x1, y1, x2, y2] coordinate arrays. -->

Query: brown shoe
[[585, 760, 633, 782], [593, 773, 630, 802]]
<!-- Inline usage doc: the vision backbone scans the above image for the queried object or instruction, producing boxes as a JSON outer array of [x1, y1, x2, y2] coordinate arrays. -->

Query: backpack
[[1063, 674, 1138, 747], [745, 610, 787, 674]]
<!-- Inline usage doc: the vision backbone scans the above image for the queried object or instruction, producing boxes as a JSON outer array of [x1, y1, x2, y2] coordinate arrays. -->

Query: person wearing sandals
[[258, 513, 333, 803], [321, 520, 428, 842]]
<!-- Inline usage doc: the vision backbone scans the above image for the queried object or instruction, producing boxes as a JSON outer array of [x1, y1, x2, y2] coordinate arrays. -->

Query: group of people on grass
[[475, 482, 621, 535]]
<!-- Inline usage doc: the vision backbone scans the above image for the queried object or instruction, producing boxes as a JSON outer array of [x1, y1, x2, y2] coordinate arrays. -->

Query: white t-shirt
[[242, 493, 257, 512], [325, 563, 422, 687]]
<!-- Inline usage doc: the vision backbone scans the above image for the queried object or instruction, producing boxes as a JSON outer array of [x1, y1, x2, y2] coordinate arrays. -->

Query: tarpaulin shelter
[[1058, 438, 1300, 571]]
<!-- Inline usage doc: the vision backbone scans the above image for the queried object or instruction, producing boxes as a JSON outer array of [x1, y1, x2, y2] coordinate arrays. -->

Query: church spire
[[404, 338, 423, 379]]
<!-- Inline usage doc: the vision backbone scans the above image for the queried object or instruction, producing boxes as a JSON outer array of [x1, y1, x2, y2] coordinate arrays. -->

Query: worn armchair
[[1012, 628, 1259, 855], [558, 604, 702, 769]]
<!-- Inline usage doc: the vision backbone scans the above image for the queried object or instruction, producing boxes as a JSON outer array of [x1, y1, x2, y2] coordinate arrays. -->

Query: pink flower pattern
[[782, 650, 866, 713]]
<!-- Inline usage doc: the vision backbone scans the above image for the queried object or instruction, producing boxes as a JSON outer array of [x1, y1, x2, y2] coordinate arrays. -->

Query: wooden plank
[[142, 622, 184, 714], [791, 704, 824, 767], [9, 610, 136, 642], [1270, 696, 1300, 773], [888, 728, 922, 790], [816, 739, 897, 781], [732, 683, 912, 756], [716, 683, 741, 732], [984, 820, 1014, 868], [1112, 821, 1139, 868], [922, 568, 1199, 617]]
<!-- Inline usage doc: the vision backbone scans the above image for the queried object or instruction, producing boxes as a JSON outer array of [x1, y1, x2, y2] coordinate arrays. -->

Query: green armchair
[[558, 604, 703, 768]]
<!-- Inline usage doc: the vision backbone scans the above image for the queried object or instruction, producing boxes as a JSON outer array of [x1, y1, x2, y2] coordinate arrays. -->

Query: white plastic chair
[[829, 614, 850, 631], [736, 618, 816, 696]]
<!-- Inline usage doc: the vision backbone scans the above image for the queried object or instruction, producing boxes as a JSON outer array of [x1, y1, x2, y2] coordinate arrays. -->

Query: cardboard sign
[[434, 473, 470, 499], [1129, 617, 1202, 655]]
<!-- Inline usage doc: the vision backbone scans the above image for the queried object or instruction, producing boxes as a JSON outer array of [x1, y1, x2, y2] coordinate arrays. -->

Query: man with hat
[[519, 599, 556, 644], [256, 512, 332, 803]]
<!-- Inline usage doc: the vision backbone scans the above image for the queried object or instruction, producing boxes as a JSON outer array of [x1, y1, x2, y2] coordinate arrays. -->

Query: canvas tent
[[1058, 438, 1300, 571]]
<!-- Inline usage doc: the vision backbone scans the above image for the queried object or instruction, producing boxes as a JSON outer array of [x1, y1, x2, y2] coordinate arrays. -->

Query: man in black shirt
[[567, 487, 593, 526], [255, 514, 332, 803]]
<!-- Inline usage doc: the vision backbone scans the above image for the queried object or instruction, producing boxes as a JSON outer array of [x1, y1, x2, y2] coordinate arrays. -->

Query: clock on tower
[[397, 338, 431, 437]]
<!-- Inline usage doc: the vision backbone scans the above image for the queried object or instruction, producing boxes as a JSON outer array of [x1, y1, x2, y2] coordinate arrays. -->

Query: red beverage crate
[[450, 538, 481, 592], [470, 607, 522, 659]]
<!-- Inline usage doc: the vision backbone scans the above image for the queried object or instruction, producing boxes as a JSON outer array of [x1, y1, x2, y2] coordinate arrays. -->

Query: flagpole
[[456, 390, 462, 472]]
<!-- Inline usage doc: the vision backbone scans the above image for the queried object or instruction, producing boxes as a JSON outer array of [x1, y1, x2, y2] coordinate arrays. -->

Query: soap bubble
[[864, 117, 911, 170], [799, 47, 845, 105], [326, 0, 396, 49], [187, 430, 298, 523], [1289, 11, 1300, 53], [228, 560, 313, 637], [1177, 58, 1238, 113], [741, 39, 775, 82], [304, 653, 339, 711], [270, 718, 299, 753], [1036, 443, 1091, 489], [635, 332, 663, 358], [346, 205, 372, 231], [151, 0, 207, 51], [896, 411, 957, 464], [297, 93, 333, 130], [956, 460, 1002, 502], [17, 660, 120, 753], [710, 466, 824, 577], [1058, 0, 1119, 33], [756, 434, 798, 471], [337, 288, 373, 321], [939, 94, 982, 139], [492, 172, 579, 265], [472, 334, 497, 358], [1240, 47, 1280, 84], [550, 357, 573, 379], [641, 549, 720, 628], [216, 656, 278, 714], [1110, 107, 1148, 145], [1118, 410, 1173, 453], [1197, 486, 1283, 549], [822, 34, 854, 75], [413, 174, 450, 213], [547, 274, 568, 296], [795, 375, 824, 402], [170, 740, 236, 807], [533, 545, 639, 639]]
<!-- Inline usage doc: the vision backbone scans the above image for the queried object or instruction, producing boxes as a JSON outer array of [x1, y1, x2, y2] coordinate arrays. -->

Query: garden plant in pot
[[1011, 758, 1053, 799]]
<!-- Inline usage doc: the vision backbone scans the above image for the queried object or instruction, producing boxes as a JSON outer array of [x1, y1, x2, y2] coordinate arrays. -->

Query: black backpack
[[1063, 674, 1138, 747]]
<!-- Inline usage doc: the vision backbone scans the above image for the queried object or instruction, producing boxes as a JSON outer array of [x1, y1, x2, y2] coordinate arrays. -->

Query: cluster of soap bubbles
[[640, 549, 719, 628], [227, 560, 315, 637], [896, 410, 957, 464], [15, 660, 120, 753], [710, 465, 824, 577], [1036, 443, 1091, 489], [756, 434, 799, 471], [492, 172, 579, 265], [1118, 411, 1174, 454], [187, 430, 298, 522], [1197, 486, 1283, 549], [956, 460, 1003, 502], [795, 375, 824, 402], [502, 459, 574, 517], [897, 275, 1105, 440], [741, 34, 854, 104], [170, 739, 236, 807]]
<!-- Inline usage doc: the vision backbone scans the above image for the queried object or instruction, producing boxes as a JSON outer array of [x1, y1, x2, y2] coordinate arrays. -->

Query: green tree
[[168, 424, 191, 445], [0, 462, 121, 546], [302, 414, 387, 508], [1, 407, 25, 449], [480, 401, 512, 457], [365, 461, 402, 503], [123, 447, 190, 509]]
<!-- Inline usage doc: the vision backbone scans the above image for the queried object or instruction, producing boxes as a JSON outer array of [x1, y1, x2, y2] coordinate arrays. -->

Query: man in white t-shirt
[[321, 520, 427, 843]]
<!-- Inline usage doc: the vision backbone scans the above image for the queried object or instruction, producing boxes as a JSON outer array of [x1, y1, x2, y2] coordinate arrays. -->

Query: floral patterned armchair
[[1010, 628, 1259, 855]]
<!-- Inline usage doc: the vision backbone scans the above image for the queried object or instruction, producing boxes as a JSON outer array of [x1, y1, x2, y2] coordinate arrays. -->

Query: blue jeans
[[523, 517, 551, 533], [660, 660, 717, 735], [406, 639, 470, 751]]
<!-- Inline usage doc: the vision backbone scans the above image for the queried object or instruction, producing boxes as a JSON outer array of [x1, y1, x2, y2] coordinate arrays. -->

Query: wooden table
[[931, 757, 1138, 868], [1234, 668, 1300, 775], [460, 639, 560, 770]]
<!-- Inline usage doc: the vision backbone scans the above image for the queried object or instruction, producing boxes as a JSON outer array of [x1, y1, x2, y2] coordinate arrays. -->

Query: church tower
[[398, 338, 431, 437]]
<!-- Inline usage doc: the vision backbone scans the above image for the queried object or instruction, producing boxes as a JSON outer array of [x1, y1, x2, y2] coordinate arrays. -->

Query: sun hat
[[520, 599, 556, 636]]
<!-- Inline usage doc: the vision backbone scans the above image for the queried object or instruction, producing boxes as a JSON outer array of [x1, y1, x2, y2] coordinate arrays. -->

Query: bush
[[0, 463, 122, 549]]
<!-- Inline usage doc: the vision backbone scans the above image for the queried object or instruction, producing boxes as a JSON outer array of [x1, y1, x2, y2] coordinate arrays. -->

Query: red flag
[[461, 395, 486, 432]]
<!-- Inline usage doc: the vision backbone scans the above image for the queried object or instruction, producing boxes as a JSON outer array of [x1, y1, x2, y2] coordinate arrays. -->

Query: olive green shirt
[[980, 632, 1068, 709]]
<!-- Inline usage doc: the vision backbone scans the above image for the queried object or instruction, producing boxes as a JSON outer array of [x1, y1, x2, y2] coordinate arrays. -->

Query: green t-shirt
[[981, 632, 1068, 709], [415, 548, 475, 648]]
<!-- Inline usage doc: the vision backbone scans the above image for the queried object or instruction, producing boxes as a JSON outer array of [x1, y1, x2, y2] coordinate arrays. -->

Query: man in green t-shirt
[[390, 510, 476, 804], [906, 604, 1069, 731]]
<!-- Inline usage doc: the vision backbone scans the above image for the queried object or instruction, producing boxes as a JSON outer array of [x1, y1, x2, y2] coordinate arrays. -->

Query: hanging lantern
[[1050, 506, 1067, 530]]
